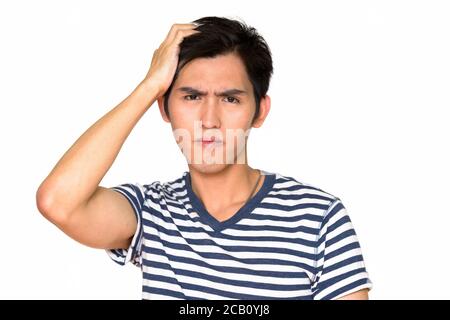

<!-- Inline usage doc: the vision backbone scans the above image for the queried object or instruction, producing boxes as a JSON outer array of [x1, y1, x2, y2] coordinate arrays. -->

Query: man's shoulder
[[269, 170, 340, 203]]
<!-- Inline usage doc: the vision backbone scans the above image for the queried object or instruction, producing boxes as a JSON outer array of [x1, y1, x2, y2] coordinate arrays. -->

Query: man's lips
[[194, 137, 224, 145], [195, 137, 223, 143]]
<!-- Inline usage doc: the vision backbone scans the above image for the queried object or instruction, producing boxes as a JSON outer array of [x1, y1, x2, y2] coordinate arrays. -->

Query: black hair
[[163, 16, 273, 123]]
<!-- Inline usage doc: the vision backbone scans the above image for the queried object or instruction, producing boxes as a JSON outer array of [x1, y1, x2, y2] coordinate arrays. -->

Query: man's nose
[[200, 99, 221, 129]]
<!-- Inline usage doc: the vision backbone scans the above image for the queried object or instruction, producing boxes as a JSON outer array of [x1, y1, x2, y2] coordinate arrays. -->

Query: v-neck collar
[[184, 169, 276, 232]]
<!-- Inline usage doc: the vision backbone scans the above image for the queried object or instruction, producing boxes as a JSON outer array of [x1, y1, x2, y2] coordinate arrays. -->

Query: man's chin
[[188, 162, 231, 175]]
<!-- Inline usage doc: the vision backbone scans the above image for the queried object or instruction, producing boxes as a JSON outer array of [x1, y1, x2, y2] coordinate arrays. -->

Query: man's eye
[[184, 94, 199, 100], [225, 96, 240, 104]]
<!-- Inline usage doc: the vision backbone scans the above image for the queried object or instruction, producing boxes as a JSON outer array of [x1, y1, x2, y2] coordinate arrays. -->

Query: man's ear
[[252, 94, 271, 128], [157, 96, 171, 123]]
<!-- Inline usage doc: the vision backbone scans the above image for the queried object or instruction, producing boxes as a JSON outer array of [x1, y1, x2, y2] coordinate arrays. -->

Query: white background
[[1, 0, 449, 299]]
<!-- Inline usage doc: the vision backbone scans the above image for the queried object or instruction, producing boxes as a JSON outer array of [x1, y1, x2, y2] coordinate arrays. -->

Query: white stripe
[[262, 197, 331, 207], [146, 189, 188, 206], [324, 204, 347, 225], [268, 188, 334, 198], [144, 266, 177, 278], [143, 279, 182, 293], [106, 251, 125, 264], [273, 180, 301, 189], [144, 208, 205, 229], [149, 200, 199, 220], [143, 241, 308, 273], [142, 258, 312, 285], [326, 221, 354, 243], [221, 228, 318, 241], [319, 248, 363, 269], [146, 198, 189, 216], [237, 217, 320, 230], [164, 273, 312, 299], [314, 272, 369, 300], [252, 206, 326, 218], [165, 180, 186, 190], [142, 224, 317, 255], [144, 211, 213, 233], [325, 234, 360, 257], [142, 252, 172, 265], [144, 229, 316, 267], [318, 260, 367, 283]]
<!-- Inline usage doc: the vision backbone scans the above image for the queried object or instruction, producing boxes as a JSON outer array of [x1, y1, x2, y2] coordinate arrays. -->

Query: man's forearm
[[37, 79, 159, 219]]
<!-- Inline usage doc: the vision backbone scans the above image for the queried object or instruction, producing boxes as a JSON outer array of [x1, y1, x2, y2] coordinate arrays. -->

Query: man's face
[[159, 52, 268, 174]]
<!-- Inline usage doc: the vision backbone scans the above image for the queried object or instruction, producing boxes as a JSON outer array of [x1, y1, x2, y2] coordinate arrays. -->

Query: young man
[[36, 16, 372, 300]]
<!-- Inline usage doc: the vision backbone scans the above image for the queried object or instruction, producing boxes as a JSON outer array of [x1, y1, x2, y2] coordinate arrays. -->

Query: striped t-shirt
[[107, 170, 372, 300]]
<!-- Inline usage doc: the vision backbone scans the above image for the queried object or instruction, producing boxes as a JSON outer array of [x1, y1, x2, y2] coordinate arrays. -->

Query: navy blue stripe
[[149, 192, 333, 214], [322, 200, 345, 226], [315, 268, 367, 294], [142, 201, 205, 224], [111, 248, 125, 258], [145, 233, 316, 260], [227, 223, 320, 235], [143, 272, 184, 289], [142, 286, 187, 299], [317, 216, 352, 245], [144, 259, 310, 280], [142, 218, 318, 247], [145, 193, 187, 210], [141, 239, 315, 271], [320, 277, 370, 300], [108, 249, 126, 266], [272, 184, 332, 194], [324, 242, 361, 261], [143, 268, 310, 292], [327, 215, 351, 234], [163, 279, 309, 300], [144, 231, 316, 260], [258, 202, 329, 212], [326, 228, 356, 247], [323, 255, 365, 275], [239, 212, 324, 223], [315, 242, 361, 268], [144, 193, 327, 224], [142, 247, 316, 275], [266, 193, 334, 202]]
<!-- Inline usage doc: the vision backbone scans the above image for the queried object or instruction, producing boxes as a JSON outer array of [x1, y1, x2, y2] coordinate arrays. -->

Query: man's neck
[[188, 164, 262, 218]]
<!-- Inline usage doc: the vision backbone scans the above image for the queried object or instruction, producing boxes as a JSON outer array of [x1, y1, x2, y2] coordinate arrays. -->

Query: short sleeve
[[105, 182, 146, 268], [312, 198, 373, 299]]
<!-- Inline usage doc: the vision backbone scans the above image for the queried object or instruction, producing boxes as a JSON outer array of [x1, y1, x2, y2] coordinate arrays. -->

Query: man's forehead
[[176, 53, 250, 83], [173, 54, 253, 96]]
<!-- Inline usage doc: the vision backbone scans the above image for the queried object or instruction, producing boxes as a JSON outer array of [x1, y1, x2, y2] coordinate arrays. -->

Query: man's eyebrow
[[176, 86, 247, 96]]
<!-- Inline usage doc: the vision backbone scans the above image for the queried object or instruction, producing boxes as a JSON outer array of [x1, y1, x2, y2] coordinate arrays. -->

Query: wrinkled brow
[[176, 86, 247, 97]]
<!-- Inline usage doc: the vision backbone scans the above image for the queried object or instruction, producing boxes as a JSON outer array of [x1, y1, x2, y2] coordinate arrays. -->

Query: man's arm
[[36, 23, 201, 249], [337, 289, 369, 300]]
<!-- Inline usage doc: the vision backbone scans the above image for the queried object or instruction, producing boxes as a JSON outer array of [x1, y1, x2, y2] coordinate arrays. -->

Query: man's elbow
[[36, 183, 70, 225]]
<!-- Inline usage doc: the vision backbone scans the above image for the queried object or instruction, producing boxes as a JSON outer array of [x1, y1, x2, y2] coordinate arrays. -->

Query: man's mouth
[[195, 136, 223, 146]]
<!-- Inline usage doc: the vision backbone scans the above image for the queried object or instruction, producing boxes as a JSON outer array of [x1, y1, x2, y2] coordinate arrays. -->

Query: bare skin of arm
[[36, 23, 200, 250], [337, 289, 369, 300]]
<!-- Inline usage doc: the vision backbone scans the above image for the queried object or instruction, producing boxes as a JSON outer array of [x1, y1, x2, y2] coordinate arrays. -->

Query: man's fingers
[[165, 23, 199, 44], [169, 28, 201, 47]]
